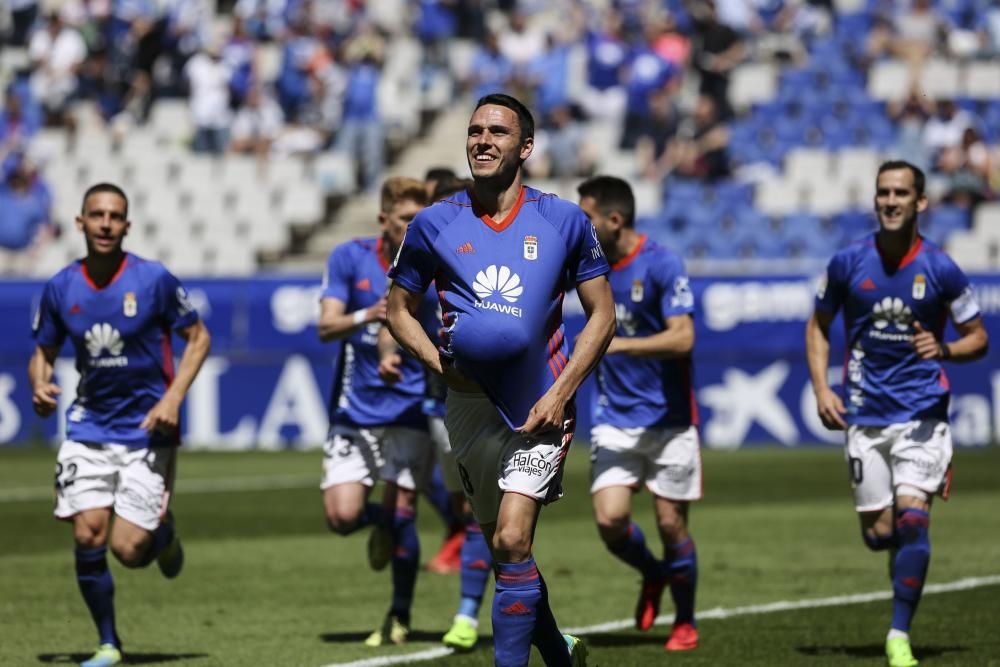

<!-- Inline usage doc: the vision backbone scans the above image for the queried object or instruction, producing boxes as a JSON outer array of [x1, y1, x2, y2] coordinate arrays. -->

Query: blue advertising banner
[[1, 274, 998, 449]]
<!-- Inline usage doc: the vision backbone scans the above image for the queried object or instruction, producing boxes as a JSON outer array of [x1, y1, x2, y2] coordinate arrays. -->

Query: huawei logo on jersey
[[869, 297, 914, 343], [473, 265, 524, 317], [84, 323, 129, 367], [473, 265, 523, 303]]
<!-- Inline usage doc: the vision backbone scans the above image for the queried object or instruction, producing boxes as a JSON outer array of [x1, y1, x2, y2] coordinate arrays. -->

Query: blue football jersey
[[388, 186, 610, 428], [594, 235, 697, 429], [322, 236, 436, 429], [815, 234, 981, 426], [32, 254, 200, 448]]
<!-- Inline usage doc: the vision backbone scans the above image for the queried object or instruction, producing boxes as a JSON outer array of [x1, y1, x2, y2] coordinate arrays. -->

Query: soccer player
[[318, 176, 438, 646], [577, 175, 701, 651], [806, 160, 988, 667], [386, 93, 615, 667], [28, 183, 211, 667]]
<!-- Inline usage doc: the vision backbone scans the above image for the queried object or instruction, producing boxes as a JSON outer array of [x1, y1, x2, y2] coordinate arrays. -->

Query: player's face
[[77, 191, 129, 255], [578, 195, 618, 252], [467, 104, 533, 182], [379, 197, 423, 253], [874, 168, 927, 232]]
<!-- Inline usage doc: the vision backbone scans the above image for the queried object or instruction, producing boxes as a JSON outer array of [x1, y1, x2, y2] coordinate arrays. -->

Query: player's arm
[[28, 344, 61, 418], [377, 323, 404, 384], [805, 308, 847, 430], [317, 296, 386, 343], [913, 316, 988, 362], [140, 319, 211, 434], [607, 314, 694, 359], [386, 283, 443, 375], [520, 274, 615, 436]]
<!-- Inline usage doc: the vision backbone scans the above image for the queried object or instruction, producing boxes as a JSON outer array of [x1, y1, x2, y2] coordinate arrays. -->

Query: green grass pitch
[[2, 444, 999, 666]]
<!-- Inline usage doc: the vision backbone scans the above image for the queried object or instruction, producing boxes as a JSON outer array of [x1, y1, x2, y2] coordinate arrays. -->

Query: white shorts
[[430, 415, 463, 495], [53, 440, 174, 532], [846, 420, 953, 512], [445, 391, 573, 524], [320, 424, 433, 492], [590, 424, 703, 501]]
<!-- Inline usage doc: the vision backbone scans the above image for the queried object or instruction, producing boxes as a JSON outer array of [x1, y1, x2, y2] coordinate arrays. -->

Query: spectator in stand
[[229, 85, 284, 157], [620, 22, 681, 149], [466, 31, 513, 101], [652, 11, 691, 69], [337, 28, 385, 193], [0, 86, 42, 151], [524, 32, 573, 120], [923, 99, 974, 164], [939, 127, 993, 208], [184, 40, 232, 154], [888, 89, 935, 172], [636, 88, 681, 180], [689, 0, 745, 120], [276, 15, 326, 123], [0, 152, 52, 254], [662, 94, 731, 182], [234, 0, 288, 41], [28, 11, 87, 129], [892, 0, 948, 63], [415, 0, 458, 89], [527, 104, 594, 179], [582, 9, 628, 121], [161, 0, 211, 95], [223, 17, 257, 108], [499, 9, 545, 74], [8, 0, 40, 47]]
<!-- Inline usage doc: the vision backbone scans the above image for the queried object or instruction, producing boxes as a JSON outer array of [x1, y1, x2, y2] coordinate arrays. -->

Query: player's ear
[[378, 210, 388, 228], [519, 135, 534, 161], [916, 192, 929, 213], [75, 215, 84, 233]]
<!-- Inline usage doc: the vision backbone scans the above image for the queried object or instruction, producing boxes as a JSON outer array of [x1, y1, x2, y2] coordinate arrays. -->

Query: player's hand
[[140, 396, 181, 435], [366, 297, 388, 323], [378, 353, 403, 384], [814, 386, 847, 430], [912, 322, 943, 360], [31, 382, 61, 418], [518, 391, 567, 438]]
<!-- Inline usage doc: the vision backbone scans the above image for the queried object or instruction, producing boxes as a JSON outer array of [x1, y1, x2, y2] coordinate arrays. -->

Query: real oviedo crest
[[523, 235, 538, 261]]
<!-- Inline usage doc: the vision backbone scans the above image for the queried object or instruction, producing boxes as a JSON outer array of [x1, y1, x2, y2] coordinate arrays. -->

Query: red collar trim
[[876, 234, 923, 270], [611, 234, 647, 271], [81, 254, 128, 290], [375, 237, 390, 272], [473, 186, 525, 233]]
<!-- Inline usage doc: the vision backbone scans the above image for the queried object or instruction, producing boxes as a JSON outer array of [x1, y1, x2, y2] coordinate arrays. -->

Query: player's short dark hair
[[424, 166, 457, 183], [474, 93, 535, 141], [81, 182, 129, 218], [877, 160, 926, 197], [432, 176, 474, 201], [577, 175, 635, 229]]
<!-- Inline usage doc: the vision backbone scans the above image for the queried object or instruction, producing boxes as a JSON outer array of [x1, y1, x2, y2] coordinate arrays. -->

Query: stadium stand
[[0, 0, 997, 277]]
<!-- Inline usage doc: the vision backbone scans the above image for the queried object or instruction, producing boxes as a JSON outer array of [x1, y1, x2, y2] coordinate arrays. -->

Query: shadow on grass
[[796, 644, 969, 659], [39, 653, 209, 664], [574, 633, 669, 648], [319, 630, 444, 644]]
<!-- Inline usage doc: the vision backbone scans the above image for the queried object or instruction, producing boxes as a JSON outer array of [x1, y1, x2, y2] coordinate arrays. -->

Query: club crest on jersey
[[523, 235, 538, 261], [123, 292, 137, 317], [912, 274, 926, 300], [631, 278, 644, 302]]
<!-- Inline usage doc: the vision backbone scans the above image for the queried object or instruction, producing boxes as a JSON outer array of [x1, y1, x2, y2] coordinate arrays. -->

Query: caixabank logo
[[473, 265, 524, 317], [84, 323, 128, 368]]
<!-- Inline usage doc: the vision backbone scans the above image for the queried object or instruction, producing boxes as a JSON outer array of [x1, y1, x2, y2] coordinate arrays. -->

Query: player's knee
[[492, 524, 532, 562], [325, 511, 361, 536], [595, 513, 630, 545], [73, 523, 107, 549], [110, 536, 150, 567], [656, 513, 686, 542], [862, 529, 896, 551]]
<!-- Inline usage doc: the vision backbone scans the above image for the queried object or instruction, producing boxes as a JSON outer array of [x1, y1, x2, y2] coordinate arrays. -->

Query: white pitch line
[[319, 574, 1000, 667], [0, 473, 317, 503]]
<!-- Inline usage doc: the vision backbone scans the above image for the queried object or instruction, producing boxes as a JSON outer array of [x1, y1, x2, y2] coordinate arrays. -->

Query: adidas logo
[[457, 242, 475, 254], [356, 278, 372, 291], [860, 277, 876, 290], [473, 265, 523, 303], [500, 601, 532, 616], [469, 559, 490, 570]]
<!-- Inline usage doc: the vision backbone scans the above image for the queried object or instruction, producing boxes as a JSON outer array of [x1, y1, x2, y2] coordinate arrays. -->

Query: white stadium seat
[[729, 62, 778, 112]]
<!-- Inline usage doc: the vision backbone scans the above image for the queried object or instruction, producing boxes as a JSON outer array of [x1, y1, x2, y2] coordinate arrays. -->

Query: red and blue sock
[[607, 522, 664, 581], [75, 546, 120, 648], [667, 538, 698, 625], [891, 509, 930, 633], [390, 507, 419, 624], [457, 520, 492, 620], [493, 558, 570, 667]]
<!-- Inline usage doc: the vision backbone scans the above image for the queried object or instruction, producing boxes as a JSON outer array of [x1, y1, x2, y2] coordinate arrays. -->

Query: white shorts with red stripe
[[846, 419, 953, 512], [444, 390, 574, 524], [54, 440, 175, 531], [590, 423, 703, 501]]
